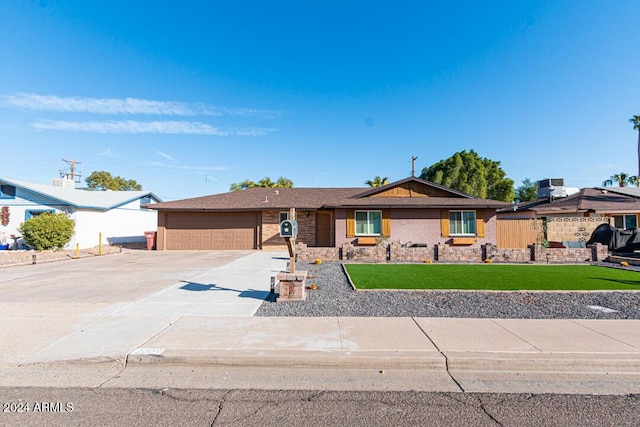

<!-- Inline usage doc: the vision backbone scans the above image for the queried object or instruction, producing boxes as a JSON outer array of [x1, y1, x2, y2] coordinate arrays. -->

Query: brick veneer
[[262, 210, 317, 248]]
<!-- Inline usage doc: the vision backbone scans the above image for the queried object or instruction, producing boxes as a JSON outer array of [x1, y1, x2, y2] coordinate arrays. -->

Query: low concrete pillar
[[276, 270, 307, 302]]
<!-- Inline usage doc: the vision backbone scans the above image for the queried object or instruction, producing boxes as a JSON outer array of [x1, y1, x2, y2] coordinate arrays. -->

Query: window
[[25, 209, 55, 220], [613, 214, 638, 230], [449, 210, 476, 235], [0, 185, 16, 199], [355, 210, 382, 235], [279, 211, 289, 224]]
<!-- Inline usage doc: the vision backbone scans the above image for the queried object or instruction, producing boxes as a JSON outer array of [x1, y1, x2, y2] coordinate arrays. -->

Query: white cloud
[[2, 93, 282, 119], [234, 128, 277, 136], [32, 120, 230, 135], [31, 119, 276, 136], [156, 151, 179, 163], [147, 161, 228, 171]]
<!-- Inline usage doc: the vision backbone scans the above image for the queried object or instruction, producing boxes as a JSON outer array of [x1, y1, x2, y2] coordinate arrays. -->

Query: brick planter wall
[[435, 244, 483, 262], [342, 243, 388, 262], [484, 244, 531, 263], [294, 242, 610, 264], [388, 242, 435, 262], [531, 243, 607, 263], [295, 243, 340, 261]]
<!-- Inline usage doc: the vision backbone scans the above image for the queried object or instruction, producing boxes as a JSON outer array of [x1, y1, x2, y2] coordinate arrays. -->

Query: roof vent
[[263, 196, 269, 203]]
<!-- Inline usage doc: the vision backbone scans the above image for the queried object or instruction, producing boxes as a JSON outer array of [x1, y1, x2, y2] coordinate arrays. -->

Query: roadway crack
[[475, 395, 505, 426], [306, 391, 326, 401], [210, 389, 231, 426]]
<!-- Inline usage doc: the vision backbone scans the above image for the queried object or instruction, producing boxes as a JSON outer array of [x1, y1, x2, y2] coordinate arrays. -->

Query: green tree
[[230, 176, 293, 191], [365, 176, 389, 187], [631, 115, 640, 179], [85, 171, 142, 191], [420, 149, 514, 201], [229, 179, 257, 191], [19, 212, 75, 250], [602, 172, 638, 187], [514, 178, 538, 203]]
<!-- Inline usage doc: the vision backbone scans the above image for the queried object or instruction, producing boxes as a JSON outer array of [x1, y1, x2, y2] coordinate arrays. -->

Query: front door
[[316, 211, 333, 247]]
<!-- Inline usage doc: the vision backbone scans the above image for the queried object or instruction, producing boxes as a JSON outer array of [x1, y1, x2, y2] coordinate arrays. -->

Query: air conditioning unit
[[537, 178, 567, 200], [51, 178, 76, 188]]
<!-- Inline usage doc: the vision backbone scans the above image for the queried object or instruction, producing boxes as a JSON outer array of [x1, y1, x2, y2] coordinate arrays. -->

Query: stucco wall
[[335, 208, 498, 247], [73, 200, 158, 249]]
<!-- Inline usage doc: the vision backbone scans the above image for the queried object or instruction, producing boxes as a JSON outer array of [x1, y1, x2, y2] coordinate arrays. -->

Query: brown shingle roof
[[151, 187, 364, 211], [151, 181, 511, 212], [532, 188, 640, 214]]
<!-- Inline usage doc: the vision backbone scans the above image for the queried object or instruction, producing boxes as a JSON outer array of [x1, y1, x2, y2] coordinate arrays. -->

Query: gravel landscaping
[[255, 261, 640, 319]]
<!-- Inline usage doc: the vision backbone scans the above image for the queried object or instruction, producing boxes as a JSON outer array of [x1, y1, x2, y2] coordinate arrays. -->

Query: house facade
[[0, 178, 161, 250], [150, 177, 510, 254]]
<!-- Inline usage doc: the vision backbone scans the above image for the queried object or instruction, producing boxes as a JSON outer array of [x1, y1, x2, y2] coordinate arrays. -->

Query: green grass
[[343, 264, 640, 291]]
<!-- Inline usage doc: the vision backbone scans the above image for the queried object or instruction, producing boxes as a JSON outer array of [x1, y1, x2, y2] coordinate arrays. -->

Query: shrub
[[19, 212, 75, 250]]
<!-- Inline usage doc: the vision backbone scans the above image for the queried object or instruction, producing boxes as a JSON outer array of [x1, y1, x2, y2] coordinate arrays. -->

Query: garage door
[[165, 212, 258, 250]]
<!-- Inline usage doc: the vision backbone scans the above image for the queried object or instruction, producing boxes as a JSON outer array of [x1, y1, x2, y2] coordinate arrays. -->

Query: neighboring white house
[[0, 177, 161, 250]]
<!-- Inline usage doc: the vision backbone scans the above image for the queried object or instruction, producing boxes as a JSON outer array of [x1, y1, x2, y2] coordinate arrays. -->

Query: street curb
[[126, 350, 446, 370], [125, 350, 640, 374], [445, 351, 640, 374]]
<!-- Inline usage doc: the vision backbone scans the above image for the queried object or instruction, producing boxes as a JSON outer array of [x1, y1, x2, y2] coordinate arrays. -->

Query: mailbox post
[[279, 218, 298, 273], [277, 208, 307, 302]]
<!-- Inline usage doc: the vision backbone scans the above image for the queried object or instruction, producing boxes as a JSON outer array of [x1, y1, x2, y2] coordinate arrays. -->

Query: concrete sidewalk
[[4, 315, 640, 380], [3, 315, 640, 393], [126, 317, 640, 373]]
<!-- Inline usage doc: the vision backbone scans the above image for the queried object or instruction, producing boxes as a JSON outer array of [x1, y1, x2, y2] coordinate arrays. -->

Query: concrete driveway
[[0, 250, 288, 370]]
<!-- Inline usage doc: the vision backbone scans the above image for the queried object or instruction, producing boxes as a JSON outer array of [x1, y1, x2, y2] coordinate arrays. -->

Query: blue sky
[[1, 1, 639, 201]]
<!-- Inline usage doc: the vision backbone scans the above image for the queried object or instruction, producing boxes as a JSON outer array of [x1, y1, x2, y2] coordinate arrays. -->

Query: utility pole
[[61, 159, 82, 183], [411, 156, 418, 177]]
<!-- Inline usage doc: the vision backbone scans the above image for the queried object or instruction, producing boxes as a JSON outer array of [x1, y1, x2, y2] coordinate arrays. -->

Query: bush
[[19, 212, 75, 250]]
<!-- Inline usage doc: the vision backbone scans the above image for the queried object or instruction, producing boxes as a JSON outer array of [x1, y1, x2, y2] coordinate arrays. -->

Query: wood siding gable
[[369, 181, 462, 198]]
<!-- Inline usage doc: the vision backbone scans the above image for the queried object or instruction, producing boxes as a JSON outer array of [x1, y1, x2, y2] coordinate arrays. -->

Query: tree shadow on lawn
[[589, 277, 640, 287]]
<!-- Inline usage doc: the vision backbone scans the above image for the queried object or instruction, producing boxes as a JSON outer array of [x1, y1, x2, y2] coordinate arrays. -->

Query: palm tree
[[230, 176, 294, 191], [365, 176, 389, 188], [275, 177, 294, 188], [603, 172, 635, 187], [256, 177, 276, 188], [631, 115, 640, 179]]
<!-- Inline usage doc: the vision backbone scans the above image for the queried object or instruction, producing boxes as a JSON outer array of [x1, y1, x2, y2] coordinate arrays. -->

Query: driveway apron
[[112, 251, 288, 317]]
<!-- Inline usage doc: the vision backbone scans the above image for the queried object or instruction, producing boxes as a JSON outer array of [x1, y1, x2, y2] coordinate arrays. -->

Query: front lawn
[[343, 264, 640, 291]]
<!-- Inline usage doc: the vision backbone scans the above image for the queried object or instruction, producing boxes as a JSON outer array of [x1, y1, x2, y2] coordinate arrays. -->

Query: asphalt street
[[1, 388, 639, 427]]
